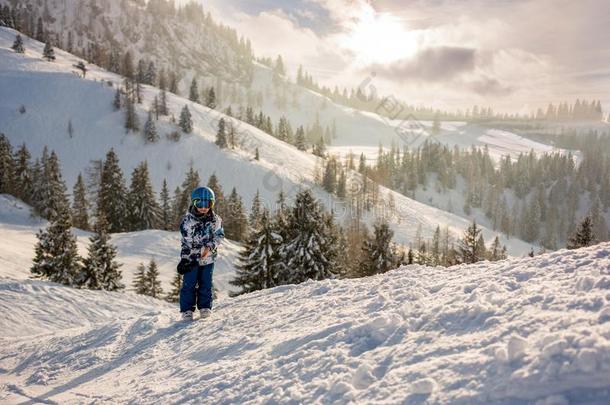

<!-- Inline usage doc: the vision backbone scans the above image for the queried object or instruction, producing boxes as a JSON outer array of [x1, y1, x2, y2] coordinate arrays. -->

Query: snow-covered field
[[0, 27, 535, 255], [1, 241, 610, 403], [0, 194, 241, 296]]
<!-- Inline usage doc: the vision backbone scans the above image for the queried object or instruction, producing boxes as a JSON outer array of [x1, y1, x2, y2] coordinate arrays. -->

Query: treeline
[[358, 140, 610, 249]]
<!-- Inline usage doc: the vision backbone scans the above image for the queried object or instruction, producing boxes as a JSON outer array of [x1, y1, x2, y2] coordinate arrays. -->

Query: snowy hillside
[[0, 194, 242, 296], [2, 242, 610, 403], [0, 27, 535, 255]]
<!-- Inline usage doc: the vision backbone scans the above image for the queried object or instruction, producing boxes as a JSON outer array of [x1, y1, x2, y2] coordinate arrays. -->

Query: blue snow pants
[[180, 262, 214, 312]]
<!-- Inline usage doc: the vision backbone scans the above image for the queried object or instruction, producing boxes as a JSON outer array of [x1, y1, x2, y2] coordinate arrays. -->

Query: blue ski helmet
[[191, 186, 215, 209]]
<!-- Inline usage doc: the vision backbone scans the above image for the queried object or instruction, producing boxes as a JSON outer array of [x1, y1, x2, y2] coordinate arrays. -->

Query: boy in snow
[[177, 186, 225, 321]]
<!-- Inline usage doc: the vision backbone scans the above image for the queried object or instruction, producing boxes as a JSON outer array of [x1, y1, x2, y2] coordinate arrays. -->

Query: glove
[[177, 258, 192, 275]]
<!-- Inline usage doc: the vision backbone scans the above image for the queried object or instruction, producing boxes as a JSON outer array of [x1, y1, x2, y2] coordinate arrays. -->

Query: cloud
[[370, 46, 476, 81], [466, 76, 514, 96]]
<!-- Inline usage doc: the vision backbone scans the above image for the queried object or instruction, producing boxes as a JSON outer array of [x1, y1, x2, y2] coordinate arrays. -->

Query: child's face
[[196, 206, 210, 214]]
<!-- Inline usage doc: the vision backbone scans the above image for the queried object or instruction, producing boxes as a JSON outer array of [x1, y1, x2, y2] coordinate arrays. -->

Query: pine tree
[[0, 134, 15, 195], [189, 78, 199, 103], [165, 273, 181, 303], [295, 126, 306, 151], [98, 149, 128, 233], [158, 90, 168, 116], [79, 215, 124, 290], [13, 143, 32, 203], [249, 190, 263, 230], [147, 259, 163, 298], [206, 173, 225, 213], [358, 220, 397, 276], [232, 209, 282, 294], [279, 189, 338, 283], [42, 41, 55, 61], [127, 161, 161, 231], [72, 173, 89, 230], [174, 166, 201, 226], [206, 87, 216, 109], [313, 135, 326, 157], [458, 220, 484, 264], [37, 151, 70, 221], [124, 96, 139, 132], [113, 88, 121, 110], [215, 118, 228, 148], [224, 187, 248, 241], [179, 105, 193, 133], [159, 179, 172, 231], [11, 34, 24, 53], [133, 263, 148, 294], [35, 17, 44, 42], [144, 110, 159, 143], [31, 206, 81, 286], [567, 216, 595, 249]]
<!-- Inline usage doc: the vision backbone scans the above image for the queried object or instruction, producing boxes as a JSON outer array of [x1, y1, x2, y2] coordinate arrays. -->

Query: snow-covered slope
[[0, 194, 242, 296], [2, 243, 610, 403], [0, 27, 535, 255]]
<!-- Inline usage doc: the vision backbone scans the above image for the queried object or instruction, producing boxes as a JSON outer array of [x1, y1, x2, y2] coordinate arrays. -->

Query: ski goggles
[[192, 198, 214, 209]]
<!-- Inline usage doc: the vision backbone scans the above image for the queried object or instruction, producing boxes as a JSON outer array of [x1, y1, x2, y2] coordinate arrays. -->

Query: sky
[[204, 0, 610, 114]]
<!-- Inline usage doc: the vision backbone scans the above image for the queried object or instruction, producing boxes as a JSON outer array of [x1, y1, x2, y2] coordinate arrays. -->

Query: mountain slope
[[0, 194, 243, 296], [1, 243, 610, 403], [0, 27, 536, 255]]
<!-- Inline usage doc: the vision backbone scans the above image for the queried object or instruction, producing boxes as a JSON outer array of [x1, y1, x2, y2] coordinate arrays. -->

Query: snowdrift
[[1, 243, 610, 403]]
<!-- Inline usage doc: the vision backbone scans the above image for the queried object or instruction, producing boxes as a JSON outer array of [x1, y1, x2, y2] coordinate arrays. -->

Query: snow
[[0, 27, 536, 256], [2, 240, 610, 403], [0, 194, 242, 297]]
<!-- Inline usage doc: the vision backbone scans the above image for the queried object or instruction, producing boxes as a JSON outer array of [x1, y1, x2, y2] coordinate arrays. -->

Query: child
[[177, 186, 225, 321]]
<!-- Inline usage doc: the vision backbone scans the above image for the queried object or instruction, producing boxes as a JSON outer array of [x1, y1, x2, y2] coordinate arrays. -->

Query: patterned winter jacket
[[180, 207, 225, 265]]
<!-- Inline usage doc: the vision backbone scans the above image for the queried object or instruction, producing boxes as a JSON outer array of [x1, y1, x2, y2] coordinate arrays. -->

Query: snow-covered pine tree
[[179, 105, 193, 133], [249, 189, 263, 230], [79, 215, 124, 291], [98, 149, 128, 233], [13, 142, 32, 204], [206, 87, 216, 109], [228, 120, 236, 149], [31, 206, 81, 286], [37, 150, 70, 221], [127, 161, 161, 231], [72, 173, 89, 230], [12, 34, 24, 53], [224, 187, 248, 241], [189, 78, 199, 103], [215, 118, 228, 148], [358, 220, 397, 277], [567, 216, 596, 249], [280, 189, 337, 284], [458, 220, 484, 264], [144, 110, 159, 143], [42, 41, 55, 61], [0, 134, 15, 195], [133, 263, 148, 295], [232, 209, 283, 295], [147, 259, 163, 298], [159, 179, 172, 231], [165, 273, 181, 303]]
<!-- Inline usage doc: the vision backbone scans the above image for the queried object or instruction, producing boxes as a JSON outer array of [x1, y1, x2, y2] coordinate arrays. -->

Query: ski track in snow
[[1, 243, 610, 404]]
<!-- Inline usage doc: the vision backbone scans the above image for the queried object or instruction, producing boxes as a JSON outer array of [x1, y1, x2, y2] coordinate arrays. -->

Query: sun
[[339, 9, 419, 65]]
